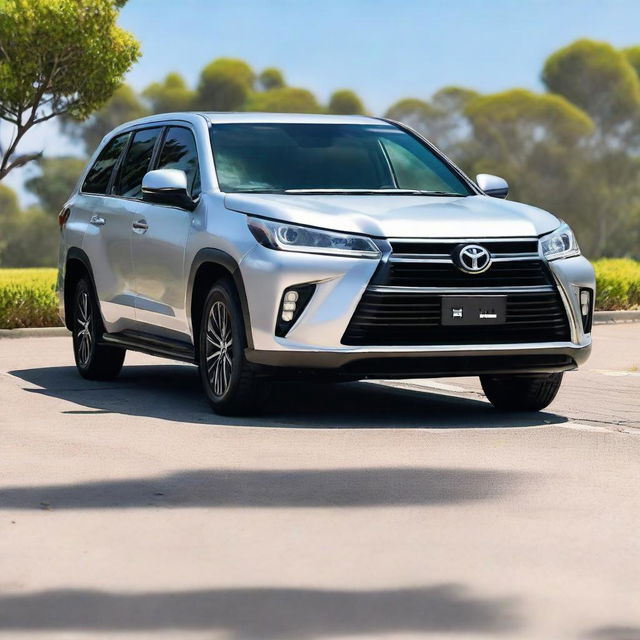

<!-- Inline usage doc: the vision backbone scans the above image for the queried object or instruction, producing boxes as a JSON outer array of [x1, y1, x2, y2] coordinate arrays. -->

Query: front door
[[130, 126, 201, 339]]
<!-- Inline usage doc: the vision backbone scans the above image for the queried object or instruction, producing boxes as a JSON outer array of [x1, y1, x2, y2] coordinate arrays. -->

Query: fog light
[[580, 290, 590, 316], [276, 284, 317, 337], [579, 288, 593, 333]]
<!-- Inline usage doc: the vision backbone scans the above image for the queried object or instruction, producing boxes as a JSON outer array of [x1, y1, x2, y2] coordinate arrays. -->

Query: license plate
[[441, 296, 506, 326]]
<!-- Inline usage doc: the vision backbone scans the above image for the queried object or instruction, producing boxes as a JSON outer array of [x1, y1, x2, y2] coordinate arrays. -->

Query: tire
[[72, 278, 125, 380], [480, 373, 563, 412], [198, 278, 270, 415]]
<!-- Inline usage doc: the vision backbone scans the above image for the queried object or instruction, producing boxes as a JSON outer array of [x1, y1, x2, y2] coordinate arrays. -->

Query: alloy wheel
[[205, 300, 233, 397], [76, 290, 92, 366]]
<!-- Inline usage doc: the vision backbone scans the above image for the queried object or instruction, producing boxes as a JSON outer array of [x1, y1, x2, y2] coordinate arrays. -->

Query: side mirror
[[142, 169, 196, 211], [476, 173, 509, 199]]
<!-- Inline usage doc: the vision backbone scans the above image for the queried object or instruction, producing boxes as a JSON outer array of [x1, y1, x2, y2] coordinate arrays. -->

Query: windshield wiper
[[283, 188, 465, 196]]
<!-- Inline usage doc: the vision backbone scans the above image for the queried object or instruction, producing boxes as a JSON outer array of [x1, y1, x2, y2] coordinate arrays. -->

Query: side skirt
[[101, 331, 196, 364]]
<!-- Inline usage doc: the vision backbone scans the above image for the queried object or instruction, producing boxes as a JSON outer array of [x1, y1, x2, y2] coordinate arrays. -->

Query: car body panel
[[223, 192, 560, 238]]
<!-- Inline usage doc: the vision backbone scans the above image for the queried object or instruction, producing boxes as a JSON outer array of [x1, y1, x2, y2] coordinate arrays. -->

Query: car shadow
[[0, 465, 527, 510], [8, 363, 567, 429], [0, 585, 521, 636]]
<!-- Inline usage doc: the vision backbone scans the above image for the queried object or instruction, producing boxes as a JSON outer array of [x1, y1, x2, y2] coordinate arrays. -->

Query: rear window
[[82, 133, 130, 195]]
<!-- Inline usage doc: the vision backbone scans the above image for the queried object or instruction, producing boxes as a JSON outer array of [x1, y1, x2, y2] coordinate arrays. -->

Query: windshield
[[210, 123, 473, 195]]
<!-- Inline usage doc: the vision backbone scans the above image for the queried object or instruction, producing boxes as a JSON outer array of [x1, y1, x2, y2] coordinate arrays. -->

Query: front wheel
[[198, 279, 270, 415], [480, 373, 563, 412]]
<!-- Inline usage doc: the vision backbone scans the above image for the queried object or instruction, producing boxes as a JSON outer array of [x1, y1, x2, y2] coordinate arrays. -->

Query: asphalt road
[[1, 324, 639, 640]]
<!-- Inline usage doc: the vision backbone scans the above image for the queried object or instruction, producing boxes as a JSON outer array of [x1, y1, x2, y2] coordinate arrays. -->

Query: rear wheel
[[72, 278, 125, 380], [480, 373, 563, 412], [198, 278, 270, 415]]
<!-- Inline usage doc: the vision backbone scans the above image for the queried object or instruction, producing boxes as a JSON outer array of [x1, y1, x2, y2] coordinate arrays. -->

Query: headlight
[[247, 217, 381, 259], [540, 223, 580, 260]]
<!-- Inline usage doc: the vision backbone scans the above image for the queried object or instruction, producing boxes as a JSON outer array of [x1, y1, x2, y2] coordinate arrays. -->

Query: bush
[[0, 268, 61, 329], [593, 258, 640, 310]]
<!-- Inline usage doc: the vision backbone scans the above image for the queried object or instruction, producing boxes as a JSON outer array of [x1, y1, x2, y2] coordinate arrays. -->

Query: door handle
[[132, 219, 149, 234], [89, 215, 105, 226]]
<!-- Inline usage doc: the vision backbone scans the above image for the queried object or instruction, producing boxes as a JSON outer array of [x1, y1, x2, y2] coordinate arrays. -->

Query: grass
[[0, 259, 639, 329], [593, 258, 640, 310], [0, 268, 61, 329]]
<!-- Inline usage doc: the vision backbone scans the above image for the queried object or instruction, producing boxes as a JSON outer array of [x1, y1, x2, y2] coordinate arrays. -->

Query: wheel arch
[[63, 248, 101, 331], [187, 249, 253, 358]]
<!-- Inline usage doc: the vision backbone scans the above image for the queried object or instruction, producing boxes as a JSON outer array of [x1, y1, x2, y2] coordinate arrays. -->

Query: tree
[[72, 84, 148, 154], [623, 46, 640, 79], [0, 183, 20, 218], [328, 90, 367, 115], [143, 72, 196, 114], [385, 88, 479, 164], [0, 0, 140, 181], [543, 39, 640, 138], [258, 68, 285, 91], [196, 58, 255, 111], [24, 156, 86, 214], [246, 87, 322, 113]]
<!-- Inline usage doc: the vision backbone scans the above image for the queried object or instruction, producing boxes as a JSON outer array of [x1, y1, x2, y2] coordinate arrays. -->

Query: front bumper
[[239, 243, 595, 375]]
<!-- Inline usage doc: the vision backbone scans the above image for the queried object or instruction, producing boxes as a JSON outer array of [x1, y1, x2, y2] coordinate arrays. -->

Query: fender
[[186, 248, 254, 349], [63, 247, 103, 331]]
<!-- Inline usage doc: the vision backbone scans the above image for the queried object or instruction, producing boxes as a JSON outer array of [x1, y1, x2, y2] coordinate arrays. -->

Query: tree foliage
[[143, 72, 196, 114], [543, 39, 640, 136], [258, 68, 285, 91], [246, 87, 322, 113], [24, 156, 85, 213], [0, 0, 140, 180], [328, 90, 367, 115], [196, 58, 255, 111], [73, 84, 148, 154]]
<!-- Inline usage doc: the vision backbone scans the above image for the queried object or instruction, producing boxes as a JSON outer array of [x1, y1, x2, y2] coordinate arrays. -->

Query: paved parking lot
[[1, 323, 639, 639]]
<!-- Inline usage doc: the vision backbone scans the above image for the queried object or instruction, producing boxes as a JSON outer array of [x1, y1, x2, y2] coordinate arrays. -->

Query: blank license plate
[[441, 296, 507, 326]]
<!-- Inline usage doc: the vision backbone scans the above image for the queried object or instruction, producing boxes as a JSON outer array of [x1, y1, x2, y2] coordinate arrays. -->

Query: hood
[[224, 193, 561, 238]]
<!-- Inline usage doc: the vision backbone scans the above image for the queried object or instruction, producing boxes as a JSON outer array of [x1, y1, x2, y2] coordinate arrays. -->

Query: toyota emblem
[[453, 244, 492, 274]]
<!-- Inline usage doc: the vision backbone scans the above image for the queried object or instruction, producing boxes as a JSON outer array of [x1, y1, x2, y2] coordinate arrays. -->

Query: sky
[[5, 0, 640, 204]]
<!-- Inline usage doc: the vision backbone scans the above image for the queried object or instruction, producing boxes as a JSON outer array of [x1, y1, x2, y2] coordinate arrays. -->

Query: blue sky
[[6, 0, 640, 203]]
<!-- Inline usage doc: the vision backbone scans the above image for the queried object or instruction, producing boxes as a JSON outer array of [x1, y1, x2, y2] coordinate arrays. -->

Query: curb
[[593, 310, 640, 324], [0, 327, 70, 339]]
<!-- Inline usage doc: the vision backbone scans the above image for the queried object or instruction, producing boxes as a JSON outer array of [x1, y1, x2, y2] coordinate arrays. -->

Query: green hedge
[[593, 258, 640, 310], [0, 261, 639, 329], [0, 268, 61, 329]]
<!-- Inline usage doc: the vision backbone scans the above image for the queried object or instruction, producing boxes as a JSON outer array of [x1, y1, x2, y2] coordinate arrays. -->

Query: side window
[[156, 127, 201, 198], [114, 127, 163, 199], [82, 133, 130, 195]]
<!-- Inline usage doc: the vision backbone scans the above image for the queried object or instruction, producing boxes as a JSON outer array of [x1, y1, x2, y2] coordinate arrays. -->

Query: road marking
[[558, 421, 627, 433], [591, 369, 640, 377], [372, 379, 470, 393]]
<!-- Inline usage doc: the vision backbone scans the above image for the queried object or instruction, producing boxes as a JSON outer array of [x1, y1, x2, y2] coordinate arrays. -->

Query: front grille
[[382, 260, 552, 288], [342, 290, 571, 346], [390, 239, 539, 256]]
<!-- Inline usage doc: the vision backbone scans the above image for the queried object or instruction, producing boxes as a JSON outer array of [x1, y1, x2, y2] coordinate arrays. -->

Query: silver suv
[[57, 113, 595, 415]]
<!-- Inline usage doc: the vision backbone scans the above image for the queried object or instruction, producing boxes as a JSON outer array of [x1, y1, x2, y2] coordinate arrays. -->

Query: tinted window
[[210, 123, 472, 195], [156, 127, 201, 197], [82, 133, 130, 194], [114, 127, 162, 199]]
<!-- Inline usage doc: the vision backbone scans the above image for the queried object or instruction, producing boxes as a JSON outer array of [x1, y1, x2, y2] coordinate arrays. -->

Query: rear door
[[80, 132, 136, 332], [130, 125, 201, 339]]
